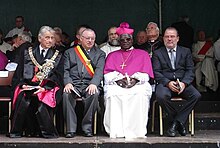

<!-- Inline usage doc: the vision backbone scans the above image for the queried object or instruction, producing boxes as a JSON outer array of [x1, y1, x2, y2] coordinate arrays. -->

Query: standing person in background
[[6, 16, 32, 38], [171, 15, 194, 49]]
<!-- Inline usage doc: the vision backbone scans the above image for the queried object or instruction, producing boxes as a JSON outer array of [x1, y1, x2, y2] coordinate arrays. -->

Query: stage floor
[[1, 130, 220, 147]]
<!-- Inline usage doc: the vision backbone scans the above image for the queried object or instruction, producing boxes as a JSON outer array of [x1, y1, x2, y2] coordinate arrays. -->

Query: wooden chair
[[151, 97, 194, 136], [0, 71, 14, 132]]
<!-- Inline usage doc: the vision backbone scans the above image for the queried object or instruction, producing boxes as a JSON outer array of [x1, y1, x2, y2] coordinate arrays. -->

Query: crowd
[[1, 15, 220, 139]]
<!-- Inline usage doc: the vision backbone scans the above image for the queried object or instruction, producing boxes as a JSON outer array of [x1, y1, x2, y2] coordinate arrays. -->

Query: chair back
[[0, 71, 14, 86]]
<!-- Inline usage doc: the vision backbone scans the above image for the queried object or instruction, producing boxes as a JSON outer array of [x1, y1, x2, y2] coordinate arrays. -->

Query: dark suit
[[152, 46, 201, 124], [10, 45, 62, 138], [63, 45, 105, 134]]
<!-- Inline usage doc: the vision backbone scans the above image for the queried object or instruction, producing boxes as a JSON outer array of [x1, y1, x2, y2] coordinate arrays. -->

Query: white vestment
[[192, 41, 218, 92], [100, 43, 120, 57], [103, 71, 152, 139], [5, 26, 32, 38], [0, 41, 12, 54], [213, 38, 220, 72]]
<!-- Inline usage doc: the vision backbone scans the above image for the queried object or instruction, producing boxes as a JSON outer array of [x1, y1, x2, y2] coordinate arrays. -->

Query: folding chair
[[151, 97, 194, 136]]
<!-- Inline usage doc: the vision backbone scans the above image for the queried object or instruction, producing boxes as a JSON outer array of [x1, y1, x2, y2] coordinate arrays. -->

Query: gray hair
[[80, 28, 96, 37], [147, 22, 160, 31], [17, 32, 32, 43], [38, 26, 55, 38], [53, 27, 62, 34]]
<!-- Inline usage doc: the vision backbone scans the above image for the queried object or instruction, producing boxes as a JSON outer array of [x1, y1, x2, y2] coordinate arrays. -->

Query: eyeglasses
[[82, 36, 95, 41], [119, 38, 132, 42]]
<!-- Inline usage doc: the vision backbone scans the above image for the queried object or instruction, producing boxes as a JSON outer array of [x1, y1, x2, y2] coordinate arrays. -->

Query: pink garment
[[13, 86, 24, 110], [0, 51, 8, 70], [104, 49, 154, 78], [116, 22, 134, 35], [37, 86, 59, 108], [13, 81, 60, 109]]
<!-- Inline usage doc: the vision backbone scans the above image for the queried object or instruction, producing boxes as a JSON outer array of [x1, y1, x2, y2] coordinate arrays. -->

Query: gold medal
[[86, 60, 91, 65]]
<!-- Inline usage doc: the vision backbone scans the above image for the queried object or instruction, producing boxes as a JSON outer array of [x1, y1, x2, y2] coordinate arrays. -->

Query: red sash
[[74, 45, 94, 77], [198, 41, 212, 55]]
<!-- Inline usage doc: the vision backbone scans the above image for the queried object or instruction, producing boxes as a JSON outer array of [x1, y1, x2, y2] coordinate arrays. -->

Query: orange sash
[[74, 45, 94, 77]]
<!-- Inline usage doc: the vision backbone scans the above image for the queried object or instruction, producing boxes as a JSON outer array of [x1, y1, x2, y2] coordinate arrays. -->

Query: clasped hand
[[116, 77, 139, 88], [167, 80, 185, 94], [64, 83, 98, 95]]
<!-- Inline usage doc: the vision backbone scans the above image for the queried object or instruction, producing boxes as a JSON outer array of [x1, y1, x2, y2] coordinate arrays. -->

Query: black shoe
[[9, 133, 22, 138], [177, 122, 187, 136], [84, 132, 93, 137], [167, 121, 178, 137], [65, 132, 76, 138]]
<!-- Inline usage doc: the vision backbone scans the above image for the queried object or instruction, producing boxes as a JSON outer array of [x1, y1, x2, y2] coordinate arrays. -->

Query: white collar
[[39, 45, 49, 52], [122, 46, 134, 51], [166, 46, 177, 52]]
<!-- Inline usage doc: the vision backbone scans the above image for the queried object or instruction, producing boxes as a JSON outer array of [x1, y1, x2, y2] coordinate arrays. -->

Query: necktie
[[40, 49, 45, 60], [86, 50, 90, 55], [169, 49, 175, 69]]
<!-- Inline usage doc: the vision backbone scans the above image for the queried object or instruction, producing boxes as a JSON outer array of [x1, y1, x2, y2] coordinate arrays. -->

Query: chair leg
[[93, 111, 97, 135], [54, 114, 56, 126], [191, 110, 194, 136], [151, 100, 156, 132], [8, 102, 11, 133], [189, 113, 191, 132], [159, 105, 163, 136]]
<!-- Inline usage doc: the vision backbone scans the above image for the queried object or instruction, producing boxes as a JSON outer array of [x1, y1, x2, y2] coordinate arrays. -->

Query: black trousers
[[10, 91, 58, 138], [63, 89, 99, 134], [155, 84, 201, 124]]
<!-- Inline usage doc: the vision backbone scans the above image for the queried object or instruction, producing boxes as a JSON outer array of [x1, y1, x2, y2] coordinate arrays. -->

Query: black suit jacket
[[152, 46, 194, 86], [12, 45, 63, 89], [63, 46, 105, 90]]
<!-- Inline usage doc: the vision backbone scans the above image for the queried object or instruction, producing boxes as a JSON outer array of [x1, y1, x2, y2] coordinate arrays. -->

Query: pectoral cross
[[120, 62, 126, 69]]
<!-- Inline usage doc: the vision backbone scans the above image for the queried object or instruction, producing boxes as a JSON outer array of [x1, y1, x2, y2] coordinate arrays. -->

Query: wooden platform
[[1, 130, 220, 148]]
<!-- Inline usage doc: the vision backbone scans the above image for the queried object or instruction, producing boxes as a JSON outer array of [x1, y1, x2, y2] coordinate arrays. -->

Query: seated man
[[133, 30, 148, 51], [103, 22, 154, 139], [192, 30, 218, 92], [63, 28, 105, 138], [9, 26, 63, 138], [100, 26, 121, 57], [152, 27, 201, 137], [145, 22, 163, 57]]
